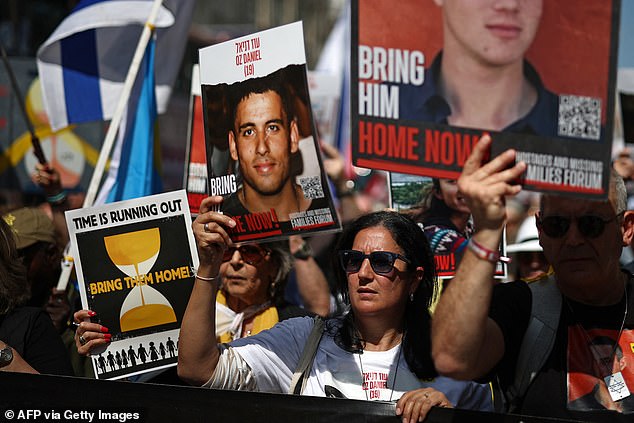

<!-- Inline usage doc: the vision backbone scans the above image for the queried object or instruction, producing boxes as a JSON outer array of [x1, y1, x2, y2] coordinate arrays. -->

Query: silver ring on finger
[[204, 222, 210, 233], [79, 335, 88, 346]]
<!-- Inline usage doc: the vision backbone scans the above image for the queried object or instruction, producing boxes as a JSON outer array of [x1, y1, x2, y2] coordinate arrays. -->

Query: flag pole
[[0, 40, 47, 165], [82, 0, 163, 208]]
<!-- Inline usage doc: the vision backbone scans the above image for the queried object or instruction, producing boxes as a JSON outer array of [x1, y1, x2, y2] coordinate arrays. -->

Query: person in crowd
[[3, 207, 91, 378], [28, 163, 111, 377], [31, 162, 72, 247], [214, 240, 312, 342], [405, 178, 472, 261], [623, 210, 634, 275], [177, 201, 492, 422], [613, 147, 634, 193], [505, 214, 550, 281], [2, 207, 69, 331], [0, 215, 73, 375], [432, 135, 634, 421]]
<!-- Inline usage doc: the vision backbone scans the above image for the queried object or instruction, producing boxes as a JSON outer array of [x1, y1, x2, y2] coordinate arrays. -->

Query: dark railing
[[0, 372, 581, 423]]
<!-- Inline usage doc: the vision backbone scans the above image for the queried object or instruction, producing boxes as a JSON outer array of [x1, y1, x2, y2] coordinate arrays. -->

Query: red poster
[[352, 0, 621, 199]]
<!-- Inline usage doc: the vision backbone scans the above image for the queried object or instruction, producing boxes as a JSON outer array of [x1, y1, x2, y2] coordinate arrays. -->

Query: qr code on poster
[[298, 176, 324, 199], [558, 95, 601, 140]]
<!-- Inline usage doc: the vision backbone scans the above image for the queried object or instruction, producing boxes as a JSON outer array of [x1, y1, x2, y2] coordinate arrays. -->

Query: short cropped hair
[[226, 67, 295, 135]]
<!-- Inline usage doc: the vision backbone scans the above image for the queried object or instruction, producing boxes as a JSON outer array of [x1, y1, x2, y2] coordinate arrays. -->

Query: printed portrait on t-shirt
[[567, 326, 634, 414]]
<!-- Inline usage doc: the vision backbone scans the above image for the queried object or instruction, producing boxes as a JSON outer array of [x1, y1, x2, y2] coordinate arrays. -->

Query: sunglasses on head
[[536, 212, 623, 239], [222, 245, 269, 265], [338, 250, 410, 275]]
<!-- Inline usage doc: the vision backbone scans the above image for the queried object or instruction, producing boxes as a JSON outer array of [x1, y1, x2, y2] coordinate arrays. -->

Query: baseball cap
[[2, 207, 56, 250], [506, 215, 542, 253]]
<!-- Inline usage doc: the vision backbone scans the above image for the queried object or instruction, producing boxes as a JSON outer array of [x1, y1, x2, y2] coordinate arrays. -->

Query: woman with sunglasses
[[178, 197, 492, 422], [214, 241, 312, 342]]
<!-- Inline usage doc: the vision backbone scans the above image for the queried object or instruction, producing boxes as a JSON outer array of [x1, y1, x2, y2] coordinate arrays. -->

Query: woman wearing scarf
[[214, 241, 310, 342]]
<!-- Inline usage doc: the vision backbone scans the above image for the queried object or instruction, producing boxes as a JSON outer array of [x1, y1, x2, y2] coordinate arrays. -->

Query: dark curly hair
[[331, 210, 437, 379], [0, 217, 29, 314]]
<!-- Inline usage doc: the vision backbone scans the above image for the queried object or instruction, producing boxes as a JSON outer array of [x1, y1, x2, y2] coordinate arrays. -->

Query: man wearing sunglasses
[[432, 135, 634, 421]]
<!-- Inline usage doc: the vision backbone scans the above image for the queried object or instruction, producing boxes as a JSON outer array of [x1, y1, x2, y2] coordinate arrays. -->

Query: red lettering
[[359, 121, 419, 160], [407, 127, 419, 160], [425, 129, 481, 166], [387, 124, 405, 158], [359, 121, 373, 154], [434, 254, 456, 272], [374, 124, 386, 156], [244, 212, 274, 231], [441, 131, 454, 165], [425, 129, 440, 163], [455, 133, 478, 166], [230, 216, 246, 233]]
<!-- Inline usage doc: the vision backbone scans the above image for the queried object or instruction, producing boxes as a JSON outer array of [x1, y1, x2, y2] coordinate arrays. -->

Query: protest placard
[[353, 0, 621, 199], [66, 190, 197, 380], [184, 65, 207, 215], [199, 22, 341, 243]]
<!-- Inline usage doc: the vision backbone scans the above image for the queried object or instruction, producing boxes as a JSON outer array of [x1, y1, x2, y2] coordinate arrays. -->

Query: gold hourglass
[[104, 228, 177, 332]]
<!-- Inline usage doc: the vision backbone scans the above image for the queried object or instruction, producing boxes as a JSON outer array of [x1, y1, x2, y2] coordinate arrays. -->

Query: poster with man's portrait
[[352, 0, 621, 199], [199, 22, 341, 243]]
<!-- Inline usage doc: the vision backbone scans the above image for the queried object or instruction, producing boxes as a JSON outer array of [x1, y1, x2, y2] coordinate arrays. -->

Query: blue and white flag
[[316, 2, 352, 172], [94, 36, 162, 204], [36, 0, 194, 131]]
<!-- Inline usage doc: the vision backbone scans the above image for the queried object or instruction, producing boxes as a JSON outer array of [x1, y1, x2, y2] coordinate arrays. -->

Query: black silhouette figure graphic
[[166, 337, 177, 358], [121, 349, 129, 367], [149, 341, 159, 362], [137, 343, 148, 364], [107, 351, 116, 372], [128, 345, 138, 366], [97, 354, 107, 374], [159, 342, 166, 360], [115, 351, 122, 369]]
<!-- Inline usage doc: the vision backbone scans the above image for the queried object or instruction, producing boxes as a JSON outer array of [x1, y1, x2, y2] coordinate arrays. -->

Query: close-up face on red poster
[[352, 0, 621, 199]]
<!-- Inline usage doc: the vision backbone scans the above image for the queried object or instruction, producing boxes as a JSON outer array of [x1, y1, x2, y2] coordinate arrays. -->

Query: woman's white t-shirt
[[224, 316, 492, 410]]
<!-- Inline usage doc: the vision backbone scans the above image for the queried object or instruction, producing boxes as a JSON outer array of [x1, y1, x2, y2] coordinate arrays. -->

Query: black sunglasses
[[536, 212, 623, 239], [338, 250, 410, 275], [223, 245, 269, 265]]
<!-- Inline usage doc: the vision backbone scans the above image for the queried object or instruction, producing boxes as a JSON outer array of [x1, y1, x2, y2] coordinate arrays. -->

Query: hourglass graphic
[[104, 228, 177, 332]]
